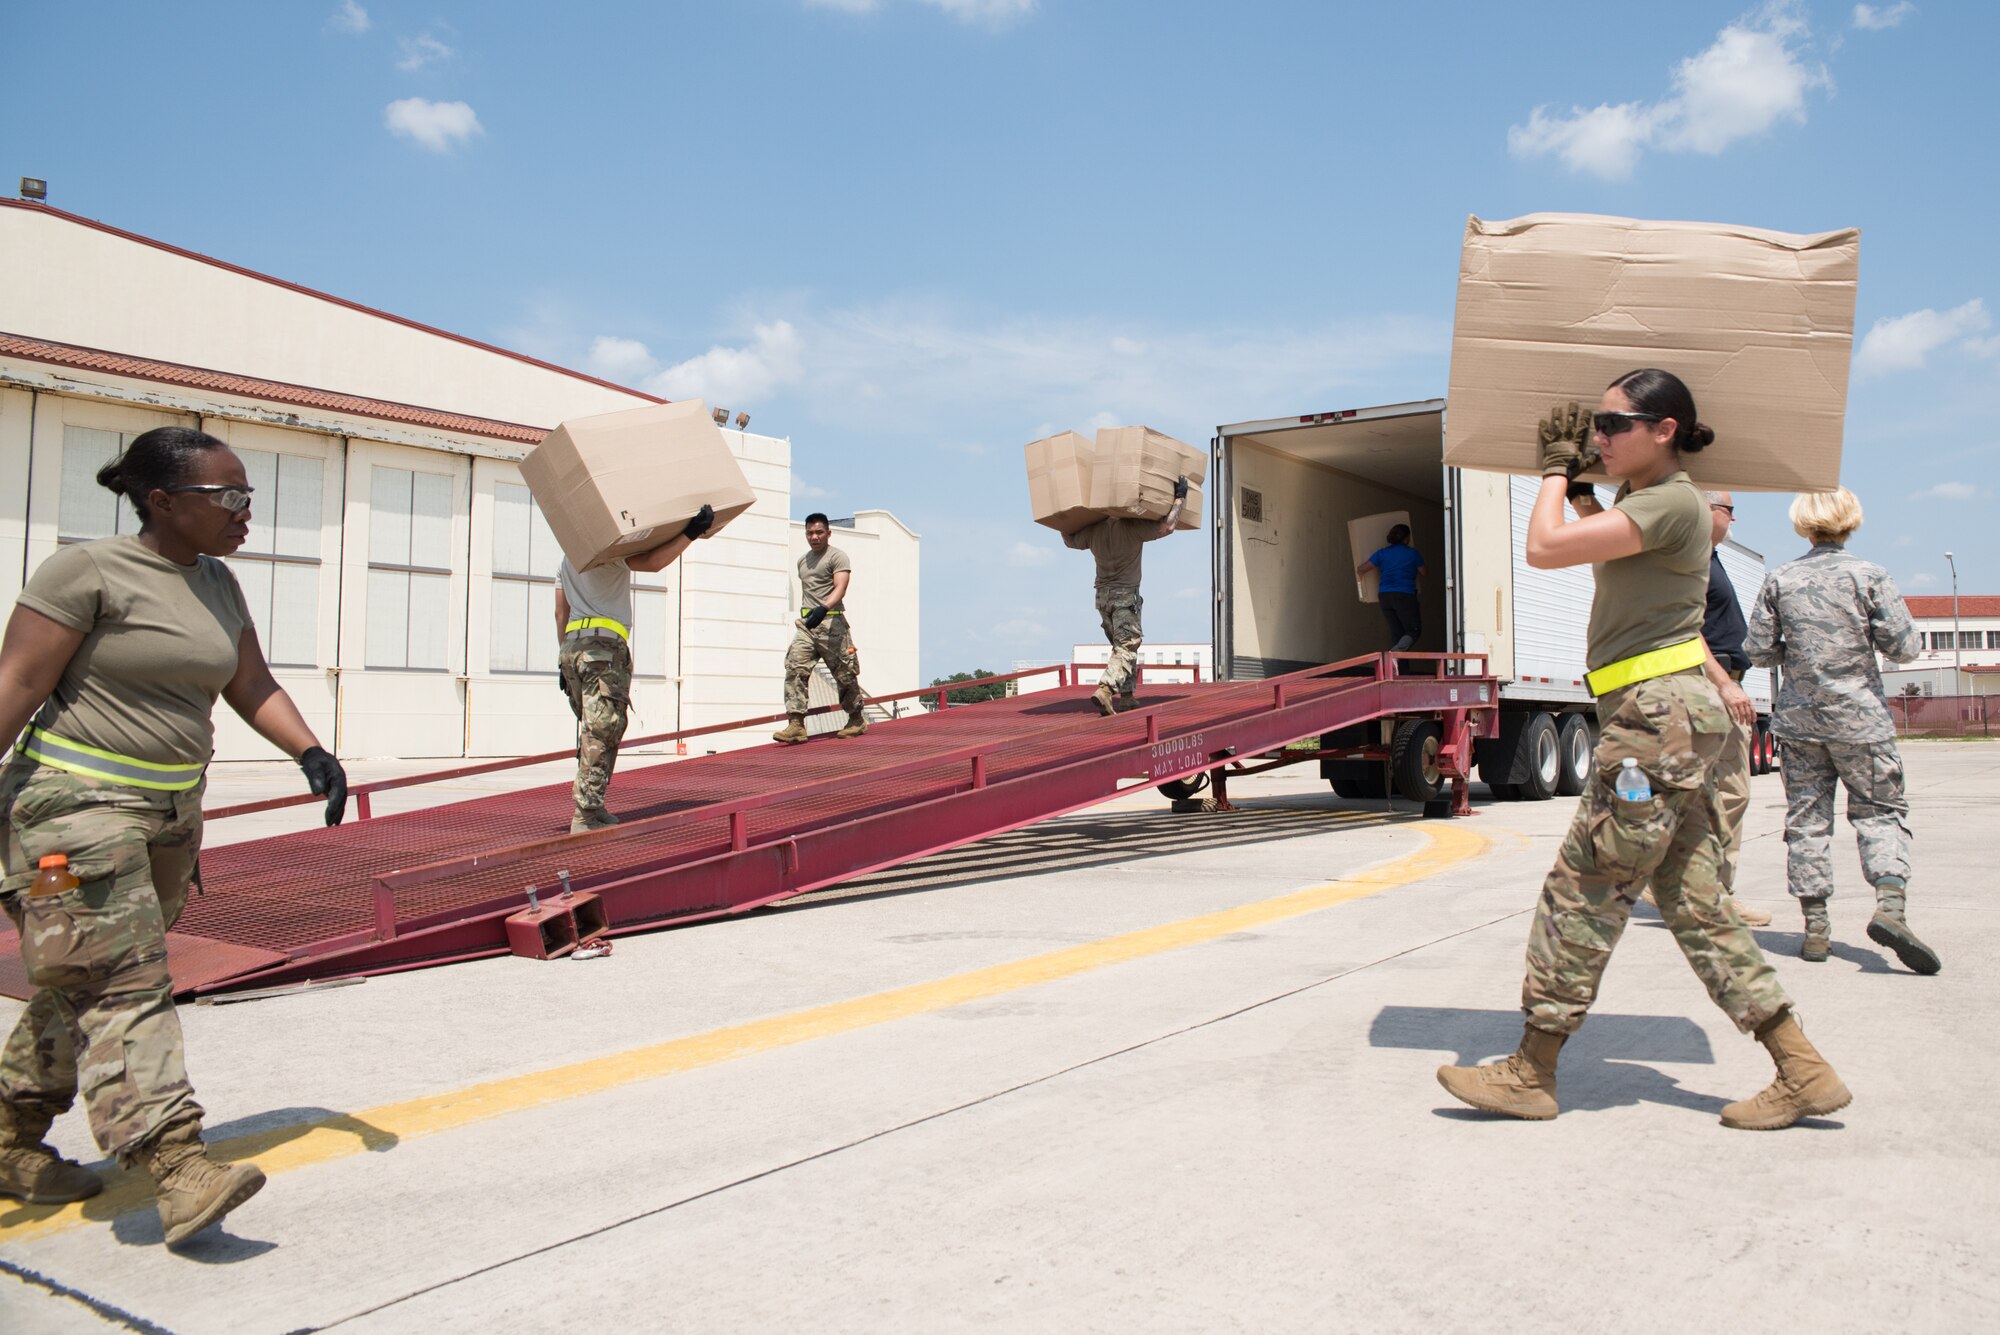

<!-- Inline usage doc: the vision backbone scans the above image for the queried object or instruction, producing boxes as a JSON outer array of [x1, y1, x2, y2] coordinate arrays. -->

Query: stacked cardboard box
[[1024, 426, 1205, 535], [1444, 213, 1859, 492], [521, 399, 759, 571]]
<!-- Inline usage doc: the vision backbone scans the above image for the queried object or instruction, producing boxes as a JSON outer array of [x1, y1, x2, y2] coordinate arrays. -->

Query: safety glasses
[[1592, 411, 1663, 438], [165, 484, 255, 514]]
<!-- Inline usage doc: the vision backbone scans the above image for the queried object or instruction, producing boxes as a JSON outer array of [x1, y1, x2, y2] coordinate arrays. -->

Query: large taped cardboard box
[[1025, 431, 1103, 536], [1089, 426, 1206, 532], [520, 399, 758, 571], [1445, 213, 1859, 492], [1348, 510, 1411, 604]]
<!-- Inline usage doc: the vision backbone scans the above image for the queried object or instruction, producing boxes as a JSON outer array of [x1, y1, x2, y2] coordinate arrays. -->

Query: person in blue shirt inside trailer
[[1356, 524, 1426, 651]]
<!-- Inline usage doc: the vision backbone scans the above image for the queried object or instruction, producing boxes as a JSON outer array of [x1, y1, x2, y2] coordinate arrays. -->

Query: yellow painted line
[[1, 822, 1484, 1245]]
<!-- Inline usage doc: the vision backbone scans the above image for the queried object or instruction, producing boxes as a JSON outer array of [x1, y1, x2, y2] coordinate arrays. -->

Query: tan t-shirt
[[15, 536, 252, 765], [558, 556, 633, 633], [1065, 517, 1150, 592], [1587, 471, 1710, 670], [799, 546, 850, 609]]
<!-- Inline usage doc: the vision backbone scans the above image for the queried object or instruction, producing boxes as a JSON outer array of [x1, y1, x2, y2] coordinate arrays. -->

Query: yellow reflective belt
[[17, 727, 205, 792], [564, 617, 629, 639], [800, 607, 844, 618], [1585, 637, 1706, 697]]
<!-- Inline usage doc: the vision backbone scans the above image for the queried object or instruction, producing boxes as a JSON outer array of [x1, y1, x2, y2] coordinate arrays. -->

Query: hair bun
[[94, 454, 131, 493], [1682, 421, 1715, 452]]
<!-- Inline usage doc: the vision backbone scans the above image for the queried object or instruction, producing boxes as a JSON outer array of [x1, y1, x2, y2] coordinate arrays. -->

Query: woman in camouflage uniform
[[1437, 369, 1850, 1131], [0, 428, 347, 1244]]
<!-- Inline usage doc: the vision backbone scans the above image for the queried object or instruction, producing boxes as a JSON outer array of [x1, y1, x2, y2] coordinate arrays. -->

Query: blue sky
[[5, 1, 1995, 678]]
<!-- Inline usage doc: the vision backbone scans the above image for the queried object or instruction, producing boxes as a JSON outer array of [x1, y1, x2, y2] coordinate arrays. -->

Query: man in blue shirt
[[1356, 524, 1425, 651]]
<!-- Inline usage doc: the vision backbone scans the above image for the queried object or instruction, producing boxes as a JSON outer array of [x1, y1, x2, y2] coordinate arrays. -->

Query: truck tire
[[1555, 714, 1592, 796], [1486, 782, 1520, 801], [1330, 771, 1388, 800], [1391, 719, 1445, 803], [1157, 773, 1210, 801], [1516, 713, 1561, 801]]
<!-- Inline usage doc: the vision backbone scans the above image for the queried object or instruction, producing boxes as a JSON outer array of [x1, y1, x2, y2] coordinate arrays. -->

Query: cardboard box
[[1089, 426, 1207, 532], [520, 400, 758, 570], [1348, 510, 1411, 604], [1444, 213, 1860, 492], [1025, 430, 1103, 535]]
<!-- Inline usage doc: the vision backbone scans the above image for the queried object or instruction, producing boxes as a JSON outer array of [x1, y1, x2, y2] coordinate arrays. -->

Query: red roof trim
[[1, 332, 552, 446], [0, 199, 665, 406], [1906, 596, 2000, 618]]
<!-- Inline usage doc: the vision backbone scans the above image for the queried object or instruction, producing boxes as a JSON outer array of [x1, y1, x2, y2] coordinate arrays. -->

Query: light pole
[[1946, 551, 1962, 695]]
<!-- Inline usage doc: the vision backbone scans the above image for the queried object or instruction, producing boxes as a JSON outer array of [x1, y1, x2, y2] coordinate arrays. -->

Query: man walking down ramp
[[1065, 478, 1187, 716], [776, 513, 865, 744]]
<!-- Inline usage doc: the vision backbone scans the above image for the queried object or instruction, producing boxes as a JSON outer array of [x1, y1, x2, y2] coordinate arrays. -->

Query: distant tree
[[931, 669, 1009, 705], [1901, 682, 1923, 697]]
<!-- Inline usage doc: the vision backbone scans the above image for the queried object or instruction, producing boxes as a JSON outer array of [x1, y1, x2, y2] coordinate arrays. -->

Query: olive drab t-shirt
[[1065, 518, 1150, 592], [15, 535, 252, 765], [799, 546, 850, 609], [1587, 471, 1711, 671]]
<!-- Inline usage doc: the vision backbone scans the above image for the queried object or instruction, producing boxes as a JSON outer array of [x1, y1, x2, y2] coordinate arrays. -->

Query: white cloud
[[649, 320, 805, 405], [804, 0, 881, 11], [1903, 571, 1939, 589], [1856, 299, 1991, 374], [384, 98, 482, 152], [1508, 4, 1828, 179], [1005, 541, 1056, 569], [328, 1, 370, 34], [586, 335, 656, 380], [1853, 3, 1915, 30], [802, 0, 1036, 23], [793, 474, 830, 499], [397, 33, 455, 71], [1911, 481, 1979, 501]]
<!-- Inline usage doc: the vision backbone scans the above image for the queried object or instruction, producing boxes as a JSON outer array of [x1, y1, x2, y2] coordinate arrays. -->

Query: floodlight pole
[[1946, 551, 1962, 695]]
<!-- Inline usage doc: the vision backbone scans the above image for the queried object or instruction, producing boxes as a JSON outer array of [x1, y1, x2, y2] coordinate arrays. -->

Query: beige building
[[0, 199, 917, 760]]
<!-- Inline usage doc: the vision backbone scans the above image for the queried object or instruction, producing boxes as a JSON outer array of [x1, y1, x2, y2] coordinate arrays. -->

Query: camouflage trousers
[[0, 760, 204, 1160], [561, 634, 632, 816], [784, 617, 862, 717], [1522, 672, 1790, 1038], [1778, 737, 1911, 899], [1096, 588, 1143, 697]]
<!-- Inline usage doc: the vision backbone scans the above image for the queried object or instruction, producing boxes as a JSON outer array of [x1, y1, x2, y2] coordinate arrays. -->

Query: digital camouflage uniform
[[1524, 672, 1792, 1036], [1744, 544, 1922, 900], [561, 636, 632, 817], [783, 619, 862, 717], [0, 762, 205, 1161]]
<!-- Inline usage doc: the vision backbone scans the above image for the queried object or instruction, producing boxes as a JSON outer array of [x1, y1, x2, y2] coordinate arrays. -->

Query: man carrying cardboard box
[[1064, 478, 1188, 716], [556, 504, 715, 833], [774, 513, 866, 744]]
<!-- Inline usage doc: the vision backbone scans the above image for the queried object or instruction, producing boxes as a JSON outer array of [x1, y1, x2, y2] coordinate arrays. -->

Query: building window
[[225, 447, 323, 668], [366, 466, 453, 670], [489, 483, 561, 675], [1988, 631, 2000, 650], [1961, 630, 1984, 650], [1930, 631, 1955, 651], [57, 426, 146, 540]]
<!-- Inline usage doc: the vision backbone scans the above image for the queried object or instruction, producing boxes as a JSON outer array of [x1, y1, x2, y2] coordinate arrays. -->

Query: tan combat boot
[[1091, 686, 1116, 717], [570, 807, 619, 834], [836, 711, 867, 739], [773, 715, 808, 745], [1866, 878, 1941, 976], [1436, 1025, 1565, 1120], [1799, 897, 1831, 962], [1730, 896, 1774, 927], [1720, 1010, 1852, 1131], [140, 1119, 265, 1247], [0, 1102, 101, 1205]]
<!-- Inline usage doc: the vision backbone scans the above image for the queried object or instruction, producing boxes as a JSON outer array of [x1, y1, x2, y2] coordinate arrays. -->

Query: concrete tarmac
[[3, 741, 1996, 1332]]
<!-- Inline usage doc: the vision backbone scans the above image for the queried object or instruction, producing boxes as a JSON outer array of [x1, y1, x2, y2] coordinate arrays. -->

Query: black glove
[[557, 671, 571, 699], [298, 745, 348, 827], [802, 606, 828, 631], [1566, 480, 1597, 503], [1172, 475, 1189, 501], [682, 503, 715, 540]]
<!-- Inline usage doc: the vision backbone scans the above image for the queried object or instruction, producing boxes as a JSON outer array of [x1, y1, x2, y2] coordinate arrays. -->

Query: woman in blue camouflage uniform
[[0, 427, 347, 1244], [1437, 369, 1850, 1131]]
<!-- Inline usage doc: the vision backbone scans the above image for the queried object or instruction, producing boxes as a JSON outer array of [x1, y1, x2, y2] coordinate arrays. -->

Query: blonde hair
[[1790, 487, 1863, 544]]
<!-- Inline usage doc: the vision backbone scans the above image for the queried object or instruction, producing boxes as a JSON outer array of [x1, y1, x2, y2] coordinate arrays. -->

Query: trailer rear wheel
[[1156, 773, 1210, 801], [1555, 714, 1592, 796], [1391, 719, 1445, 802], [1517, 713, 1561, 801], [1330, 772, 1388, 800], [1486, 782, 1520, 801]]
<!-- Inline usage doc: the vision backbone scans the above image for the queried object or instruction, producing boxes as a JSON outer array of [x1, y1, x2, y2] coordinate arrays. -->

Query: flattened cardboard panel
[[1348, 510, 1411, 604], [1444, 213, 1859, 493]]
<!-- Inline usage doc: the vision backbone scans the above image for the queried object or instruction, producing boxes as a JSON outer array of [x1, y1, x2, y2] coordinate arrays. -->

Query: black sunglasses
[[165, 484, 255, 514], [1592, 411, 1664, 437]]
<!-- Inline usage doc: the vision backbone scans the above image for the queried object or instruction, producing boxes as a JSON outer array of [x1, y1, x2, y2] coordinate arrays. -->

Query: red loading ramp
[[0, 656, 1497, 999]]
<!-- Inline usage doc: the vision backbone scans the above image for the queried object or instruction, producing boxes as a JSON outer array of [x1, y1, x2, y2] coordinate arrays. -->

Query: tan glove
[[1537, 401, 1600, 479]]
